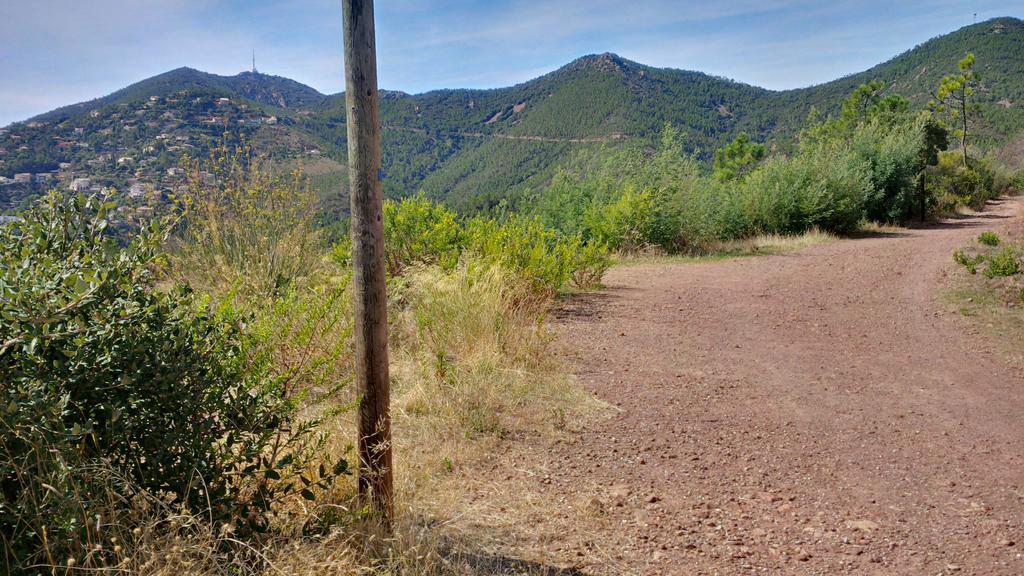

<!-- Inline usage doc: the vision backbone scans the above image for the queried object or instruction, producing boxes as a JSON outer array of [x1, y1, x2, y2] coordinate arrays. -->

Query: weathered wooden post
[[341, 0, 393, 525]]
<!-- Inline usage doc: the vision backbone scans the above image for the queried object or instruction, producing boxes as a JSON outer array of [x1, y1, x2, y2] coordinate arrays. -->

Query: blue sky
[[0, 0, 1020, 126]]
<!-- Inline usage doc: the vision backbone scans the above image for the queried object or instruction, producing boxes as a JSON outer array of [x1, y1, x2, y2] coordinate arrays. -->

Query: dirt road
[[513, 198, 1024, 575]]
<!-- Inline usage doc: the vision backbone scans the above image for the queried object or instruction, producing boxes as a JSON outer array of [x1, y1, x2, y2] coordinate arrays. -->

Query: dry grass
[[20, 151, 603, 575], [68, 259, 603, 576], [946, 283, 1024, 367], [945, 212, 1024, 368], [716, 227, 838, 254], [857, 221, 907, 235], [382, 262, 605, 567], [614, 227, 838, 267]]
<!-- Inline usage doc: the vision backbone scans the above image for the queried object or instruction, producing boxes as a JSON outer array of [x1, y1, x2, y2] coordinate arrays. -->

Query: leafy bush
[[731, 142, 870, 236], [954, 244, 1020, 278], [927, 152, 999, 211], [978, 231, 1001, 246], [849, 120, 923, 223], [954, 249, 983, 274], [984, 247, 1020, 278], [1011, 170, 1024, 194], [0, 193, 344, 571], [336, 195, 609, 293], [542, 113, 929, 253], [566, 239, 611, 289], [713, 132, 766, 181], [583, 186, 656, 252], [382, 195, 463, 275], [532, 170, 611, 238], [464, 215, 606, 293]]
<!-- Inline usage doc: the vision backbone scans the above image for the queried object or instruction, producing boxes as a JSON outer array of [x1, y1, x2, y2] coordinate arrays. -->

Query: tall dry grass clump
[[171, 144, 326, 300], [391, 260, 590, 449]]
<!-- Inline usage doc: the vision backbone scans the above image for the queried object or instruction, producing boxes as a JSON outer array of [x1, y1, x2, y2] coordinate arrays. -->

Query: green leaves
[[931, 52, 979, 165], [713, 132, 766, 182], [361, 194, 609, 293], [1, 192, 352, 570]]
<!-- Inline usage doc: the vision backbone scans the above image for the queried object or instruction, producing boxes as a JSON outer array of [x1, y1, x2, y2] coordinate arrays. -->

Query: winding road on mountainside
[[507, 197, 1024, 575]]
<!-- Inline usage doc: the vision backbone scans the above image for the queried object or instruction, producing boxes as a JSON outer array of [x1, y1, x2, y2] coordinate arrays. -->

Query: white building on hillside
[[69, 178, 92, 192]]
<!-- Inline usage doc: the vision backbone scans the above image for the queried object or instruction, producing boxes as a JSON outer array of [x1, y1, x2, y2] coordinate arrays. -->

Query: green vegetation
[[949, 227, 1024, 361], [528, 88, 980, 253], [926, 151, 1006, 212], [931, 54, 980, 166], [985, 246, 1020, 277], [979, 231, 1001, 246], [955, 232, 1023, 278], [336, 194, 609, 292], [0, 141, 605, 573], [530, 48, 1024, 255], [713, 132, 766, 181], [0, 192, 345, 570]]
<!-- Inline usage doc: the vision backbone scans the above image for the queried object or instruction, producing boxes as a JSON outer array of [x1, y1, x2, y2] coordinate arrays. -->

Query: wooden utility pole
[[342, 0, 393, 524]]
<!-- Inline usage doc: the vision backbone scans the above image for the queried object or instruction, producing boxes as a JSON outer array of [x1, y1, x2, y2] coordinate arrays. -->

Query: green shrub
[[850, 120, 922, 223], [954, 249, 983, 274], [464, 215, 574, 293], [927, 152, 999, 211], [336, 195, 609, 293], [382, 195, 463, 275], [532, 170, 608, 238], [0, 193, 344, 571], [584, 186, 656, 252], [734, 143, 870, 236], [978, 231, 1001, 246], [713, 132, 766, 182], [566, 239, 611, 289], [983, 246, 1020, 278], [1011, 170, 1024, 194]]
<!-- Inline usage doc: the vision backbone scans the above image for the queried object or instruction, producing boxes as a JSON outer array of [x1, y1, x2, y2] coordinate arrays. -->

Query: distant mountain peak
[[567, 52, 632, 74]]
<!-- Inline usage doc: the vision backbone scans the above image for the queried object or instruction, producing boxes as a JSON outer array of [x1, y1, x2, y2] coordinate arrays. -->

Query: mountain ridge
[[20, 16, 1022, 127], [2, 17, 1022, 213]]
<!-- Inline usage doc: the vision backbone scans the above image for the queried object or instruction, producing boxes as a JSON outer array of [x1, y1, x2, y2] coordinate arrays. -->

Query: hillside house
[[13, 173, 32, 183], [128, 183, 147, 198], [69, 178, 92, 192]]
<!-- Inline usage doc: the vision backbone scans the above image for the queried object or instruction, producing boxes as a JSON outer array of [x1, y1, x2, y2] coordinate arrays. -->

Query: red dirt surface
[[521, 198, 1024, 575]]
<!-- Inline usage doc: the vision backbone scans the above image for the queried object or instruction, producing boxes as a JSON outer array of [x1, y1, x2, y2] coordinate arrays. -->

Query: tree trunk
[[341, 0, 393, 526], [961, 90, 969, 167], [919, 170, 927, 223]]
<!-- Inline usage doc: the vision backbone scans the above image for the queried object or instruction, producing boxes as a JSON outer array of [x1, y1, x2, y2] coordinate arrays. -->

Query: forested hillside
[[1, 17, 1022, 214]]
